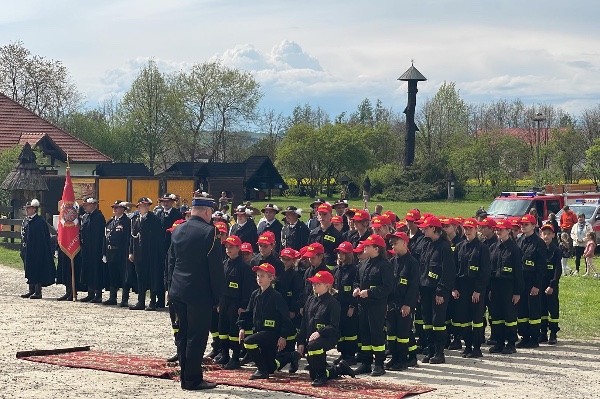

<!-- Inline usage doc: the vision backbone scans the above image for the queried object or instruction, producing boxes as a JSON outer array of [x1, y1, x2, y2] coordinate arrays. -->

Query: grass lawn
[[0, 245, 23, 269], [259, 196, 488, 219]]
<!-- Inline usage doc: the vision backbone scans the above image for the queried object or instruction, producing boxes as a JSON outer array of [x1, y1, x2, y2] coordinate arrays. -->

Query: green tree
[[0, 146, 23, 205], [276, 124, 321, 196], [585, 138, 600, 184], [544, 127, 587, 183]]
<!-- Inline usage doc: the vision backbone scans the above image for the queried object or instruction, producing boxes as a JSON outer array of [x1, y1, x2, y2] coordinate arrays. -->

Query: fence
[[0, 206, 21, 250]]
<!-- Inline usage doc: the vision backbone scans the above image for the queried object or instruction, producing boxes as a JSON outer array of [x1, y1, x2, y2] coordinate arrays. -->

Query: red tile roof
[[0, 93, 112, 163]]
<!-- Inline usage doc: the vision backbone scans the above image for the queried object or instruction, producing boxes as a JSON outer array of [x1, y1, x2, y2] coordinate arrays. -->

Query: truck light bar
[[574, 198, 600, 204], [500, 191, 537, 197]]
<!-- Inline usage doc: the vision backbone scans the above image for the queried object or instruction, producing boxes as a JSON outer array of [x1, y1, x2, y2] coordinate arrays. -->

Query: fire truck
[[486, 186, 600, 220]]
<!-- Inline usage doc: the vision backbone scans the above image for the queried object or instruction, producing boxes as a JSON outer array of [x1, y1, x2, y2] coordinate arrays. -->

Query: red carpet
[[18, 348, 434, 399]]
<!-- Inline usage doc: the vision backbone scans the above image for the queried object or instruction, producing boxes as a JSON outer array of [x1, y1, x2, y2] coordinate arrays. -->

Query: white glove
[[102, 255, 107, 263]]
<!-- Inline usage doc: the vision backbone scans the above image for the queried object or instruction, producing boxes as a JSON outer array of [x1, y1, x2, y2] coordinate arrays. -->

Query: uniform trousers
[[452, 279, 486, 349], [357, 301, 387, 365], [172, 300, 211, 389], [218, 300, 241, 355], [419, 286, 450, 352], [517, 274, 542, 341], [209, 307, 221, 353], [386, 305, 416, 361], [489, 279, 518, 344], [337, 305, 359, 357], [244, 330, 279, 373], [540, 286, 559, 335], [306, 336, 338, 379]]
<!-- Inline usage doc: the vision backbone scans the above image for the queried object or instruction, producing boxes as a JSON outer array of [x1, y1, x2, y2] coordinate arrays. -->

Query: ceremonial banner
[[58, 168, 80, 259]]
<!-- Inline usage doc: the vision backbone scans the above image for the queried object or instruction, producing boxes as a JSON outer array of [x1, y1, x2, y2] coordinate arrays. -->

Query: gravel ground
[[1, 264, 599, 399]]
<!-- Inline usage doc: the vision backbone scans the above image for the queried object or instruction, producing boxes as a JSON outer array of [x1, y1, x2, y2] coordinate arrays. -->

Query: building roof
[[160, 161, 205, 177], [0, 93, 112, 163], [398, 63, 427, 81], [95, 163, 151, 177], [196, 156, 288, 189]]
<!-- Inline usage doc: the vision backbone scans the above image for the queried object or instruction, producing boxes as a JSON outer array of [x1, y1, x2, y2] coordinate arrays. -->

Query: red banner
[[58, 168, 81, 259]]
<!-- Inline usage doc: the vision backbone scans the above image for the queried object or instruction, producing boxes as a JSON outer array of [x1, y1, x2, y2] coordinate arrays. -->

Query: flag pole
[[71, 257, 77, 302]]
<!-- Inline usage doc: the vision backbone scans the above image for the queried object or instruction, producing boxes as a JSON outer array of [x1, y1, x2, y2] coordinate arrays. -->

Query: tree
[[0, 146, 23, 205], [585, 138, 600, 184], [544, 127, 587, 183], [0, 41, 82, 123], [255, 109, 287, 161], [276, 124, 321, 196]]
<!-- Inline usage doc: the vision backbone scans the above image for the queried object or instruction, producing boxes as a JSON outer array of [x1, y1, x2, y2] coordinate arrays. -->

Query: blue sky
[[2, 0, 600, 120]]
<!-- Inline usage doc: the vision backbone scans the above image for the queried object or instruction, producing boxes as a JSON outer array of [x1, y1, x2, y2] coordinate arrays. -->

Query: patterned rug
[[17, 347, 434, 399]]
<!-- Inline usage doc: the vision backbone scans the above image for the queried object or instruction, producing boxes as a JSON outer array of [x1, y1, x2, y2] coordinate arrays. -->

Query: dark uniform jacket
[[168, 215, 225, 306], [130, 211, 164, 292], [333, 263, 358, 309], [301, 261, 331, 307], [418, 237, 456, 297], [257, 219, 283, 252], [230, 221, 258, 253], [353, 255, 394, 305], [409, 229, 426, 262], [482, 234, 498, 249], [220, 256, 255, 310], [543, 243, 562, 289], [388, 252, 419, 309], [517, 233, 546, 289], [157, 207, 182, 255], [489, 239, 524, 294], [309, 224, 342, 269], [278, 266, 304, 315], [454, 238, 491, 294], [237, 286, 295, 338], [450, 235, 464, 253], [348, 229, 372, 249], [21, 214, 55, 287], [80, 209, 106, 290], [104, 214, 130, 263], [297, 292, 341, 345], [281, 222, 310, 251]]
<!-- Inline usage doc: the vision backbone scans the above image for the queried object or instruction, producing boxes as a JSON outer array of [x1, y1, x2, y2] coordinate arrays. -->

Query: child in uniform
[[238, 263, 296, 380], [333, 241, 359, 365], [539, 224, 562, 345], [297, 270, 355, 386]]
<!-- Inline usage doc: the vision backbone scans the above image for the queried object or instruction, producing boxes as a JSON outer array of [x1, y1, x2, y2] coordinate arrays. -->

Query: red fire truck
[[486, 191, 600, 220]]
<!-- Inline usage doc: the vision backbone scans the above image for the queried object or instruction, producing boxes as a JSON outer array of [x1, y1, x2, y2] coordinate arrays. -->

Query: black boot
[[336, 360, 356, 378], [489, 343, 505, 353], [429, 344, 446, 364], [466, 346, 483, 358], [215, 348, 230, 365], [311, 373, 328, 387], [289, 351, 301, 373], [103, 288, 118, 305], [421, 344, 434, 363], [548, 332, 557, 345], [224, 349, 241, 370], [354, 362, 372, 375], [21, 284, 35, 298], [119, 289, 130, 307], [90, 290, 103, 303], [371, 364, 385, 376], [145, 296, 156, 311], [448, 336, 462, 350], [29, 284, 42, 299], [129, 302, 145, 310], [57, 289, 72, 301], [501, 342, 516, 354], [80, 290, 95, 303]]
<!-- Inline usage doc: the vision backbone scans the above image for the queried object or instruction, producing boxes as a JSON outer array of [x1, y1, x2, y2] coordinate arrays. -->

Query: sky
[[2, 0, 600, 121]]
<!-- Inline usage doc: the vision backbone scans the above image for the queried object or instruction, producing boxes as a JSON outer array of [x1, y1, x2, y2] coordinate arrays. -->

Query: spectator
[[570, 213, 592, 275], [560, 206, 578, 235]]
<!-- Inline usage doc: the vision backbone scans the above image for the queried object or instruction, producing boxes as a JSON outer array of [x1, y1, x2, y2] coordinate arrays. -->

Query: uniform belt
[[107, 245, 119, 250]]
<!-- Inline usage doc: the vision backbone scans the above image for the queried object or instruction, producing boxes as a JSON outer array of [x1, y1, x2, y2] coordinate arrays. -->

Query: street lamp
[[533, 112, 546, 188]]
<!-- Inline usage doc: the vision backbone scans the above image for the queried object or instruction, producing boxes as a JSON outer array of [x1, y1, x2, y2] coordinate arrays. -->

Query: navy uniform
[[156, 193, 183, 309], [488, 220, 524, 354], [80, 197, 107, 303], [169, 194, 225, 391], [237, 263, 295, 380], [332, 242, 359, 364], [353, 234, 394, 376], [309, 203, 342, 271], [298, 271, 355, 386], [540, 224, 562, 344], [281, 206, 310, 250], [516, 215, 546, 347], [256, 204, 283, 253], [386, 233, 419, 370], [418, 217, 456, 365], [217, 236, 256, 369], [129, 198, 164, 311], [407, 214, 426, 345], [102, 201, 131, 305], [452, 219, 491, 358], [20, 200, 55, 299]]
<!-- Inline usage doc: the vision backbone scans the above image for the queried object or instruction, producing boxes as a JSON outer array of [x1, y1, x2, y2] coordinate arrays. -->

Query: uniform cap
[[307, 270, 334, 285], [111, 200, 128, 209], [478, 218, 497, 228], [212, 211, 225, 219], [333, 199, 349, 208], [405, 209, 421, 222], [419, 216, 442, 229], [386, 231, 409, 244], [24, 199, 40, 208], [160, 193, 178, 201], [395, 220, 408, 230], [495, 220, 512, 230], [334, 241, 354, 253], [345, 207, 360, 218], [387, 249, 396, 257], [520, 214, 537, 225], [299, 245, 309, 257], [83, 197, 98, 204], [240, 243, 254, 253], [191, 192, 215, 207], [382, 211, 398, 223], [214, 221, 228, 233], [310, 198, 326, 208], [353, 241, 366, 253], [281, 206, 302, 217], [317, 203, 333, 213], [540, 223, 555, 232], [261, 203, 280, 214], [364, 233, 387, 248], [371, 215, 391, 228], [136, 197, 153, 206], [302, 242, 325, 257], [280, 248, 299, 259], [225, 235, 242, 246], [331, 215, 343, 224], [351, 210, 370, 222], [440, 217, 459, 226], [455, 216, 465, 225], [252, 262, 276, 275], [257, 233, 275, 245], [462, 218, 479, 229], [509, 217, 522, 228]]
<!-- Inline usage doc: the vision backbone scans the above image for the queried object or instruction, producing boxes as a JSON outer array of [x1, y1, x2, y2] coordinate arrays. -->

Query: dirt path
[[1, 264, 598, 399]]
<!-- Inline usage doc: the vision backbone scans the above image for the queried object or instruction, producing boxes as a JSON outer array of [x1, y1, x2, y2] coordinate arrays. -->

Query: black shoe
[[102, 298, 117, 305], [448, 339, 462, 350], [524, 341, 539, 348], [384, 349, 392, 357], [118, 301, 129, 308], [57, 292, 72, 301], [461, 346, 472, 356], [90, 294, 103, 303], [421, 353, 432, 363], [224, 359, 241, 370], [538, 334, 548, 343], [465, 348, 483, 358], [354, 363, 372, 375], [215, 354, 230, 366], [29, 293, 42, 299], [183, 380, 217, 390], [489, 344, 505, 353], [390, 361, 408, 371], [129, 302, 145, 310], [207, 348, 219, 359], [166, 354, 178, 363], [311, 373, 328, 387], [145, 303, 157, 311], [548, 333, 557, 345], [404, 357, 418, 367], [239, 352, 252, 365], [336, 360, 356, 378], [20, 291, 34, 299], [371, 364, 385, 376], [485, 338, 497, 346], [333, 354, 344, 365], [249, 370, 269, 380], [384, 357, 397, 370], [515, 338, 529, 348], [429, 354, 445, 364], [289, 351, 301, 373], [501, 343, 516, 354], [80, 294, 94, 303]]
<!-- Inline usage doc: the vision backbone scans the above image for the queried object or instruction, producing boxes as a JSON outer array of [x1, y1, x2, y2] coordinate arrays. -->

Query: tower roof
[[398, 64, 427, 81]]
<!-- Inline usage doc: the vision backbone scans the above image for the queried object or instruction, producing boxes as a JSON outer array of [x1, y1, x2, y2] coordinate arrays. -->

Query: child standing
[[297, 271, 355, 386], [558, 233, 573, 276], [333, 241, 359, 365], [238, 263, 295, 380], [539, 224, 562, 345], [582, 232, 598, 278]]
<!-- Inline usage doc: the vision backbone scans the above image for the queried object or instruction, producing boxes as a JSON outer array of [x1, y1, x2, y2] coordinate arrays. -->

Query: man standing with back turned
[[168, 192, 225, 391]]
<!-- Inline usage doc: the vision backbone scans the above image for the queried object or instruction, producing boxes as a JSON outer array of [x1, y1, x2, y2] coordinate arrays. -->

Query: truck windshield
[[487, 199, 531, 217]]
